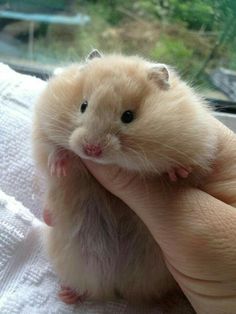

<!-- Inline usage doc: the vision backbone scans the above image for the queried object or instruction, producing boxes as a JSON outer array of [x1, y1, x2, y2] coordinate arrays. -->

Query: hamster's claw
[[48, 149, 70, 177], [168, 166, 192, 182], [58, 286, 88, 304]]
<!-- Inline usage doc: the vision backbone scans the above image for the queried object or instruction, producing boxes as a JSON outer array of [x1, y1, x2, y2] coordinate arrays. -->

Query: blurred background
[[0, 0, 235, 104]]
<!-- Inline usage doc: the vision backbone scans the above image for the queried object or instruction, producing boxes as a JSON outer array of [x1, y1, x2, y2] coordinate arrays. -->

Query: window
[[0, 0, 235, 109]]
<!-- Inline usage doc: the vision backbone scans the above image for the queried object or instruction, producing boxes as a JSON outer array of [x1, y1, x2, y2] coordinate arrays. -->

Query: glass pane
[[0, 0, 235, 102]]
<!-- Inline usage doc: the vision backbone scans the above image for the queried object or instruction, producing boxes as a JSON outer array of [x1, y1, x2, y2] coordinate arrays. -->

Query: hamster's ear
[[147, 64, 170, 90], [86, 49, 102, 61]]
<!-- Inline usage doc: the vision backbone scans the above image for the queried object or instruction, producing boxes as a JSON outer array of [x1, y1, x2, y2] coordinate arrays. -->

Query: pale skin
[[44, 120, 236, 313]]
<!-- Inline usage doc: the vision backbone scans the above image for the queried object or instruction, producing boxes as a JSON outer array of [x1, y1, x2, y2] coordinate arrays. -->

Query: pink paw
[[58, 286, 88, 304], [48, 149, 70, 177], [167, 166, 192, 182]]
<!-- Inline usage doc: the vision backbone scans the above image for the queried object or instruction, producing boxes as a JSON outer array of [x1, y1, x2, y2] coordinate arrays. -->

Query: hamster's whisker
[[126, 139, 193, 174], [46, 136, 69, 147], [50, 127, 71, 136], [126, 146, 157, 174], [134, 144, 159, 173], [123, 145, 149, 173], [47, 131, 71, 143], [129, 149, 153, 173], [119, 151, 134, 172], [122, 137, 159, 173], [158, 142, 209, 170], [33, 125, 70, 137], [43, 117, 69, 129], [48, 84, 76, 104], [39, 109, 74, 126], [135, 136, 208, 170]]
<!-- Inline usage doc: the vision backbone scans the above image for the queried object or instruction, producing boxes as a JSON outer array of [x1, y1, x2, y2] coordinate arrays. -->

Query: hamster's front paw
[[48, 149, 70, 177], [58, 286, 88, 304], [167, 166, 192, 182]]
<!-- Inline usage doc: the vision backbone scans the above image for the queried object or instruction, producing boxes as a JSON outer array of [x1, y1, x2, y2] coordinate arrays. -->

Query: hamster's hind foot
[[43, 207, 53, 226], [58, 286, 88, 304], [48, 149, 70, 177], [167, 166, 192, 182]]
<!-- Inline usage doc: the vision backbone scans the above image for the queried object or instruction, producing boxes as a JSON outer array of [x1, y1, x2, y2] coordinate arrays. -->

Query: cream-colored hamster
[[33, 50, 217, 311]]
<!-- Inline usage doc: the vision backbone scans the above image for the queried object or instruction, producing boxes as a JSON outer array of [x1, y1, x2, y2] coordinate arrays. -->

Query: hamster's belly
[[46, 201, 177, 303], [116, 213, 177, 302]]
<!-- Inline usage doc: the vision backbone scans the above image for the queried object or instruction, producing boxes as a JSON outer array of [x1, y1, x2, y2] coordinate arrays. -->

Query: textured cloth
[[0, 63, 46, 218]]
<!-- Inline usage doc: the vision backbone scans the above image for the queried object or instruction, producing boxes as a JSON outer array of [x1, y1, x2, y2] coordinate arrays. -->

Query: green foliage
[[151, 35, 193, 68], [27, 0, 236, 91], [77, 0, 124, 25], [168, 0, 215, 30]]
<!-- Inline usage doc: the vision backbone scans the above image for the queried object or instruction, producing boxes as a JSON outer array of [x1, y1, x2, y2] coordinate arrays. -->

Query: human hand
[[82, 119, 236, 314]]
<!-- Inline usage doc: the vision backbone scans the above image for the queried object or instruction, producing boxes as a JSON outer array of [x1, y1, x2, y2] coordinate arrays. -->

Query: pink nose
[[83, 144, 102, 157]]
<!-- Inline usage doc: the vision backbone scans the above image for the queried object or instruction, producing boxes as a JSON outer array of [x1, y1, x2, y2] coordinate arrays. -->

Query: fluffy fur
[[32, 53, 218, 311]]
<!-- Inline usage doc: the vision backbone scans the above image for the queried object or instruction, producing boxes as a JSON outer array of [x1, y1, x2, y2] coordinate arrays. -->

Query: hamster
[[32, 50, 217, 311]]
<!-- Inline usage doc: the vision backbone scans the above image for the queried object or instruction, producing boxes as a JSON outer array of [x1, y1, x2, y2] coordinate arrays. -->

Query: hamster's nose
[[83, 144, 102, 157]]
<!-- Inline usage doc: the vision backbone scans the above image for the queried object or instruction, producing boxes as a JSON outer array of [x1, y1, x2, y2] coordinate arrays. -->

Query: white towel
[[0, 63, 46, 218]]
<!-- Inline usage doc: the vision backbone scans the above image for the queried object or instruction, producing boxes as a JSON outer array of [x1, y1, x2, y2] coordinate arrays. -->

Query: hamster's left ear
[[86, 49, 102, 61], [147, 64, 170, 90]]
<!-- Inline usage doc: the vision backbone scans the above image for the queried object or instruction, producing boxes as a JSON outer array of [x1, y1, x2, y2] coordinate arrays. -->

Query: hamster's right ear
[[147, 64, 170, 90], [86, 49, 102, 61]]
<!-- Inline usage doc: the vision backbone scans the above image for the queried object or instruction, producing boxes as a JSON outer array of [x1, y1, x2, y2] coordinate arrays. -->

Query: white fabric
[[0, 63, 168, 313], [0, 63, 46, 218]]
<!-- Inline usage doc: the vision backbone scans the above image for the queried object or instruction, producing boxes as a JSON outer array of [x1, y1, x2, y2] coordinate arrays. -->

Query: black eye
[[80, 100, 88, 113], [121, 110, 134, 124]]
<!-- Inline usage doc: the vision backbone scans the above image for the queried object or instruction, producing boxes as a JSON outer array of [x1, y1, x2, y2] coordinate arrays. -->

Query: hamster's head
[[39, 50, 214, 175]]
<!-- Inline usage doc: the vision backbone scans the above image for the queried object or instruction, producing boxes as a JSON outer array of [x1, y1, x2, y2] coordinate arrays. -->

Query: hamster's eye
[[121, 110, 134, 124], [80, 100, 88, 113]]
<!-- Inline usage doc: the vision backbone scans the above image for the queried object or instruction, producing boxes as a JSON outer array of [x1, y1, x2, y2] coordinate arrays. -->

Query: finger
[[82, 159, 143, 200]]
